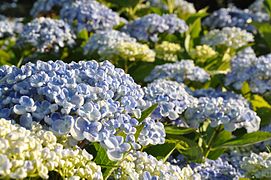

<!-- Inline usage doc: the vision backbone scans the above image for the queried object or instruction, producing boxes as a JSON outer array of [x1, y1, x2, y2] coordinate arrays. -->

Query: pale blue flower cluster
[[30, 0, 71, 17], [226, 47, 271, 94], [184, 93, 261, 132], [122, 14, 188, 42], [191, 157, 243, 180], [143, 79, 198, 121], [0, 60, 165, 161], [60, 0, 123, 32], [0, 17, 23, 39], [193, 88, 249, 105], [16, 17, 75, 53], [203, 7, 265, 32], [145, 60, 210, 83], [201, 27, 254, 49], [84, 30, 136, 55]]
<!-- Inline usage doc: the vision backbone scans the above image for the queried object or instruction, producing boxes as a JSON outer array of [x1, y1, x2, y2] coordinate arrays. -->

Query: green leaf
[[93, 143, 117, 179], [137, 103, 158, 123], [216, 131, 271, 148], [165, 126, 196, 135], [253, 22, 271, 50], [207, 148, 226, 160], [107, 0, 140, 8], [184, 33, 191, 52], [264, 0, 271, 17], [186, 7, 208, 25], [77, 28, 89, 41], [144, 142, 176, 161], [134, 103, 158, 141], [168, 135, 203, 162]]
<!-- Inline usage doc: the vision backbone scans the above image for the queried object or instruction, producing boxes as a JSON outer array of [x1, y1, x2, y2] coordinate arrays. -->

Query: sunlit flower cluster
[[185, 90, 261, 132], [143, 79, 197, 121], [190, 45, 217, 61], [145, 60, 210, 83], [201, 27, 254, 49], [155, 41, 181, 62], [241, 152, 271, 179], [0, 118, 103, 179], [0, 17, 22, 39], [117, 151, 201, 179]]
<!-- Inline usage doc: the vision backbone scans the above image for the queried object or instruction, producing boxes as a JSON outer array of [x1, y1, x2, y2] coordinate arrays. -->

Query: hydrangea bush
[[1, 0, 271, 179]]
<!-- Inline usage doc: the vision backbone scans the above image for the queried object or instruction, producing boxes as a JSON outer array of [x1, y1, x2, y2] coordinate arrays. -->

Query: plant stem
[[204, 125, 223, 158]]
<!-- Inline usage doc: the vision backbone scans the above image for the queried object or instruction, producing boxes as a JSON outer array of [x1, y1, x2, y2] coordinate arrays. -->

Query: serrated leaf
[[165, 126, 196, 135], [216, 131, 271, 148]]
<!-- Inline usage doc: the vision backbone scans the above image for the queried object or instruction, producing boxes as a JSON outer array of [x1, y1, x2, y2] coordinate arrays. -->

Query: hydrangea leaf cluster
[[201, 27, 254, 49], [60, 0, 123, 32], [117, 151, 201, 179], [0, 60, 166, 161], [191, 157, 243, 180], [155, 41, 181, 62], [190, 45, 217, 62], [241, 152, 271, 179], [202, 7, 266, 32], [84, 30, 155, 62], [122, 14, 188, 42], [143, 79, 198, 122], [0, 118, 103, 179], [0, 17, 23, 39], [145, 60, 210, 83], [226, 47, 271, 94], [16, 17, 75, 53], [185, 88, 261, 132], [30, 0, 72, 17]]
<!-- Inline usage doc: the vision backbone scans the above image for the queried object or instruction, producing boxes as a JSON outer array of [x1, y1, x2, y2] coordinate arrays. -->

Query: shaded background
[[0, 0, 257, 17]]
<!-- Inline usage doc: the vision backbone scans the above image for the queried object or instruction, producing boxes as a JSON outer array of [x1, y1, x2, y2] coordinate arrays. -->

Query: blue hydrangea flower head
[[16, 17, 75, 53], [0, 60, 166, 161], [60, 0, 123, 32], [30, 0, 72, 17], [185, 90, 261, 132], [191, 157, 243, 180], [0, 17, 23, 39], [145, 60, 210, 83], [201, 27, 254, 49], [226, 47, 271, 94], [143, 79, 198, 122], [122, 13, 188, 42], [203, 7, 266, 32]]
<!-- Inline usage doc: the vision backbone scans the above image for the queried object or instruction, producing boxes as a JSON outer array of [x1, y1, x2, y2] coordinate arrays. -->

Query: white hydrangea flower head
[[0, 118, 103, 179]]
